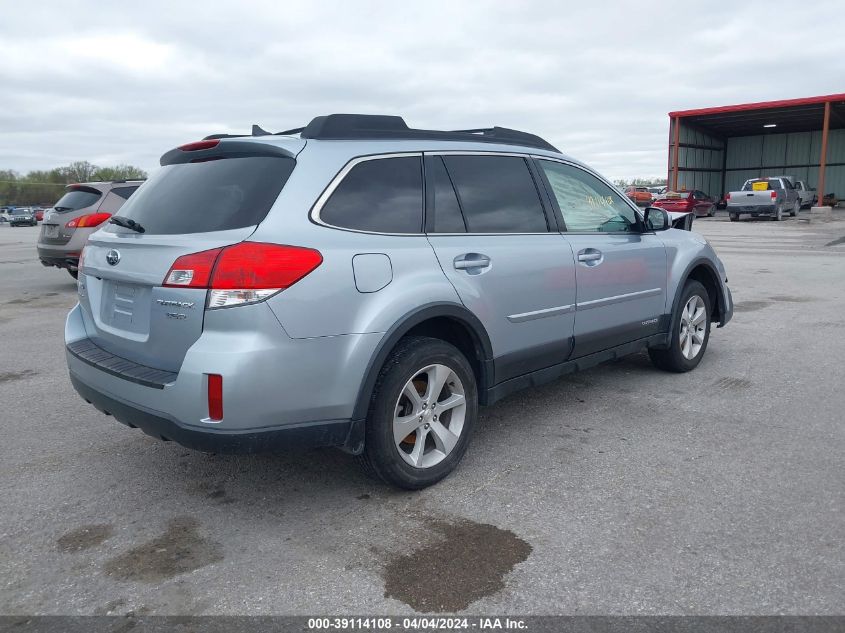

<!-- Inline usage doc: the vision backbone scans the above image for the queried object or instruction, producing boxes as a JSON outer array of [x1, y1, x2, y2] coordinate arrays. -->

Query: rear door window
[[105, 157, 294, 235], [441, 155, 548, 233], [320, 156, 423, 233]]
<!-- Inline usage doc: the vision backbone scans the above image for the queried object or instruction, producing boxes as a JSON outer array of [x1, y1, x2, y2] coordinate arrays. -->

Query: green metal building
[[667, 93, 845, 202]]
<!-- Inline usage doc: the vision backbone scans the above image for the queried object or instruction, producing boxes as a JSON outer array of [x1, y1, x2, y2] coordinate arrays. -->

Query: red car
[[652, 190, 715, 217], [34, 209, 45, 222]]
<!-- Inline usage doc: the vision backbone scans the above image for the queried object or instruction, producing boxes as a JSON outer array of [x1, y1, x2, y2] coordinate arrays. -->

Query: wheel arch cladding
[[351, 303, 494, 421], [676, 259, 724, 326]]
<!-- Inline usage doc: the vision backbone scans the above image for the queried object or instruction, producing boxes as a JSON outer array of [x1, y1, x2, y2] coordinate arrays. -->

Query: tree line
[[0, 161, 147, 207], [612, 177, 667, 189]]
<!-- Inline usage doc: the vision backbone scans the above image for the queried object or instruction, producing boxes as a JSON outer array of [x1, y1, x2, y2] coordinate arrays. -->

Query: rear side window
[[430, 156, 466, 233], [442, 156, 547, 233], [52, 188, 101, 213], [320, 156, 423, 233], [111, 186, 139, 200], [106, 157, 294, 235]]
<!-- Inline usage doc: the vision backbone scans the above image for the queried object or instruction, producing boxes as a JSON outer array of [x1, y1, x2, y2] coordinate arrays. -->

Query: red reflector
[[179, 139, 220, 152], [207, 374, 223, 421], [66, 212, 112, 229], [211, 243, 323, 290], [162, 248, 222, 287]]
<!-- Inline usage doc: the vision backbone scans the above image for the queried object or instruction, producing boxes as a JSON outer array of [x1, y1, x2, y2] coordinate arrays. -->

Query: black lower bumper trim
[[68, 338, 176, 389], [39, 255, 79, 269], [70, 373, 354, 454]]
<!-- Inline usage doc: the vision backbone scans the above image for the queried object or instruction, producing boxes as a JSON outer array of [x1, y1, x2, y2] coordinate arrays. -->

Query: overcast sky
[[2, 0, 843, 180]]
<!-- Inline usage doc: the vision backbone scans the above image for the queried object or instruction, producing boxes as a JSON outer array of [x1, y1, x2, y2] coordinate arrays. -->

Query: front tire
[[649, 280, 711, 373], [359, 336, 478, 490]]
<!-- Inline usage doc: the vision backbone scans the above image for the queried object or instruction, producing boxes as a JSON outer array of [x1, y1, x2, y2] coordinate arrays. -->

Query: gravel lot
[[1, 212, 843, 615]]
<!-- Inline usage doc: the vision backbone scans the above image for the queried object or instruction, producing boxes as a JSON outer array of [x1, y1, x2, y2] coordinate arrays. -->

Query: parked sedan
[[624, 186, 654, 206], [652, 190, 716, 217]]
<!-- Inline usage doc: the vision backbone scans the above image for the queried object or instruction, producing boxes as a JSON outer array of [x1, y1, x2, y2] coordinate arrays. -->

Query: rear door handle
[[577, 248, 603, 265], [454, 253, 491, 271]]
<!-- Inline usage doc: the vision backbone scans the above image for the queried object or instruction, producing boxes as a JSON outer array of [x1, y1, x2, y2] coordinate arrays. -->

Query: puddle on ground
[[103, 517, 223, 583], [768, 295, 816, 303], [0, 369, 38, 384], [733, 300, 771, 312], [57, 524, 114, 552], [383, 518, 532, 612]]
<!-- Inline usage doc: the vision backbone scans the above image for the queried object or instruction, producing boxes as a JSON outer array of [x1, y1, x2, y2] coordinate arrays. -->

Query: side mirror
[[643, 207, 671, 231]]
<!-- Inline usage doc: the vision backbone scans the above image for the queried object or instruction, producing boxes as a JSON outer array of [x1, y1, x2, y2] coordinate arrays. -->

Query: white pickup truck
[[793, 180, 817, 208], [726, 176, 801, 222]]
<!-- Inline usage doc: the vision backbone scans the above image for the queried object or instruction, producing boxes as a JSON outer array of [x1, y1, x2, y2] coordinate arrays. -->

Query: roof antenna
[[252, 124, 271, 136]]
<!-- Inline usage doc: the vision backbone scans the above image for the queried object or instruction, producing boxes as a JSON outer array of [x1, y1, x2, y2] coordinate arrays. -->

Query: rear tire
[[358, 336, 478, 490], [649, 280, 711, 373], [790, 200, 799, 217], [68, 269, 78, 280], [773, 205, 783, 221], [729, 213, 738, 222]]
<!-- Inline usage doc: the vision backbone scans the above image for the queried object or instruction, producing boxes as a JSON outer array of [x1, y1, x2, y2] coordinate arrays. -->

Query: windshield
[[104, 156, 295, 235]]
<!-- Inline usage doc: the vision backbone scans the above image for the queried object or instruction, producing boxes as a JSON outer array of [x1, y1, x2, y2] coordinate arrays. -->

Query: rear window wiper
[[109, 215, 146, 233], [53, 206, 73, 212]]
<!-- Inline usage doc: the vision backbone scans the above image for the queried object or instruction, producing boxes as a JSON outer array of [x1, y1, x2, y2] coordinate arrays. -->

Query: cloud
[[1, 0, 843, 180]]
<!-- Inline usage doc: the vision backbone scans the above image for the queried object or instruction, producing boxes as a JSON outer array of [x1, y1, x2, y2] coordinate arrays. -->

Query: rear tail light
[[726, 193, 731, 201], [770, 191, 777, 200], [163, 248, 222, 288], [66, 213, 111, 229], [163, 243, 322, 308], [207, 374, 223, 421]]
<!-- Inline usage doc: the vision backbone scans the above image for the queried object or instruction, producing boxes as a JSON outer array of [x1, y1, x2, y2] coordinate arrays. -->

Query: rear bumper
[[38, 240, 85, 270], [69, 372, 355, 453], [65, 301, 379, 454], [727, 204, 777, 215], [38, 252, 80, 270]]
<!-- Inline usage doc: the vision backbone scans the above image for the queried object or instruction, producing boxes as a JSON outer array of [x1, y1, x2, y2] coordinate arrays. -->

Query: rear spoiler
[[160, 139, 296, 166]]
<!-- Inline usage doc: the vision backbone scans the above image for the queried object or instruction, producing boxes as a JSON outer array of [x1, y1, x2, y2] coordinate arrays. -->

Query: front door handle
[[454, 253, 491, 271], [577, 248, 603, 266]]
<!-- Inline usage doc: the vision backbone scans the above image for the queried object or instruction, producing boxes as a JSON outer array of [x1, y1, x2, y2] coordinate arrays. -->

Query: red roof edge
[[669, 93, 845, 118]]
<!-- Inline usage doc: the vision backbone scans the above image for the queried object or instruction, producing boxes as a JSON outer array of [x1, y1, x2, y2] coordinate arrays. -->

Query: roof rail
[[200, 115, 560, 152], [301, 114, 559, 152]]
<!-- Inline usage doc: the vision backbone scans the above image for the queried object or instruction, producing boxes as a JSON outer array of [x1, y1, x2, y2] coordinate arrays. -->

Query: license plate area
[[43, 224, 59, 238], [100, 280, 151, 335]]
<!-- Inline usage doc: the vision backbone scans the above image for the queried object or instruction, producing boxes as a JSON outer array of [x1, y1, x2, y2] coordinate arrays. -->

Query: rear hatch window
[[742, 179, 782, 191], [52, 187, 102, 213], [104, 156, 294, 235]]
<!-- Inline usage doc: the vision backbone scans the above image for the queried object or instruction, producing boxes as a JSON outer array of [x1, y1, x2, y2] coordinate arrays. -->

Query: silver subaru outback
[[66, 114, 732, 489]]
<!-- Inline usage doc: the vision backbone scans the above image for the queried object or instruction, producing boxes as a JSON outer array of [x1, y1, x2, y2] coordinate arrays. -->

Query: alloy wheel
[[679, 295, 707, 360], [393, 364, 466, 469]]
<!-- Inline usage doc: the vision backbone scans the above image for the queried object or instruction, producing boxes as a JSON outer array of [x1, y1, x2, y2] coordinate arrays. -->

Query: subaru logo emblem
[[106, 249, 121, 266]]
